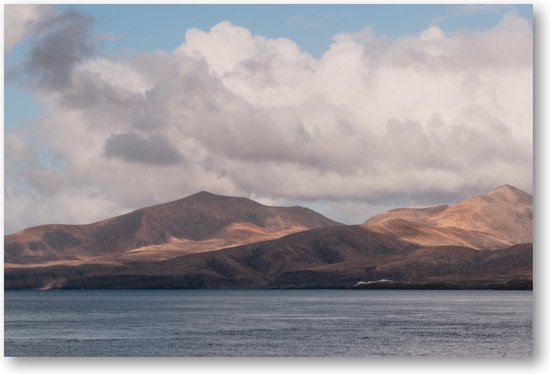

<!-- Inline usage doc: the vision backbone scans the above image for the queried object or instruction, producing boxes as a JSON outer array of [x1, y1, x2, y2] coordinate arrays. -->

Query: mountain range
[[4, 185, 533, 290]]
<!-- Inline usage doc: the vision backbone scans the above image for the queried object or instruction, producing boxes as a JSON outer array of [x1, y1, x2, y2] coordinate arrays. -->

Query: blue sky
[[58, 4, 532, 57]]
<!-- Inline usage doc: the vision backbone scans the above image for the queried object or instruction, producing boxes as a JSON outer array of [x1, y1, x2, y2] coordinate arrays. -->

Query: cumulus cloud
[[4, 12, 533, 232]]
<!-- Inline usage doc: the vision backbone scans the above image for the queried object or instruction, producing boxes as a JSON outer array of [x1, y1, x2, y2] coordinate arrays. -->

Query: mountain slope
[[363, 185, 532, 249], [2, 224, 422, 289], [5, 191, 341, 265], [4, 230, 532, 290]]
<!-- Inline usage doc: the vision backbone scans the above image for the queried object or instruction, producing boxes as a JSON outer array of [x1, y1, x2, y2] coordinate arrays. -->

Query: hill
[[5, 191, 341, 265], [4, 186, 533, 290], [362, 185, 532, 249]]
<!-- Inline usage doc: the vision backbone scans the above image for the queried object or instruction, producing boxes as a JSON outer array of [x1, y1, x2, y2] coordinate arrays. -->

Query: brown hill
[[362, 185, 532, 249], [4, 186, 533, 290], [4, 191, 341, 265]]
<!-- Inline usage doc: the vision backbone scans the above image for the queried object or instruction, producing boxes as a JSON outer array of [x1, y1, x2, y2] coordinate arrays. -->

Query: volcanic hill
[[4, 186, 533, 290]]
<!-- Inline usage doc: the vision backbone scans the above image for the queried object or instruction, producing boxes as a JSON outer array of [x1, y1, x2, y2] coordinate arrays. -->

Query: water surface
[[4, 289, 533, 357]]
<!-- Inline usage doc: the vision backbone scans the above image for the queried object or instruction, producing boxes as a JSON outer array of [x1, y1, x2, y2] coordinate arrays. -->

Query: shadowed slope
[[4, 229, 532, 290]]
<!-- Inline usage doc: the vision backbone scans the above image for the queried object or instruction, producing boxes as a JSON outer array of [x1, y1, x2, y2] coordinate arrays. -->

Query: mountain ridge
[[4, 185, 533, 290], [363, 184, 532, 249], [5, 191, 341, 265]]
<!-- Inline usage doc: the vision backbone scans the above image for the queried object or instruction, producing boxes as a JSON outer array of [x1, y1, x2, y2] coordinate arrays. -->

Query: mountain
[[4, 186, 533, 290], [4, 191, 341, 266], [362, 185, 532, 249]]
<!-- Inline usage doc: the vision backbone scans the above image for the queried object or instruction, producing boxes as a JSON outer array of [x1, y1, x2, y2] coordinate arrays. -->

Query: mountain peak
[[186, 190, 251, 202], [195, 190, 214, 195], [494, 184, 516, 191], [490, 184, 530, 194], [189, 190, 222, 198], [484, 184, 532, 204]]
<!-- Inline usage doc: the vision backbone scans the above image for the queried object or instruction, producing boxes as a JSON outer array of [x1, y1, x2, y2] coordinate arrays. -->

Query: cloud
[[4, 4, 53, 52], [13, 8, 98, 89], [4, 11, 533, 232], [105, 132, 184, 165]]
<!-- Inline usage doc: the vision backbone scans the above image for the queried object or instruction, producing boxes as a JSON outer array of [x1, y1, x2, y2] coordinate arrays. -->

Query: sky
[[3, 3, 533, 233]]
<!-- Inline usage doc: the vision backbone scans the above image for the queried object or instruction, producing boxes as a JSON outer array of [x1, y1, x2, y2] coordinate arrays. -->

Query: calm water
[[4, 289, 532, 357]]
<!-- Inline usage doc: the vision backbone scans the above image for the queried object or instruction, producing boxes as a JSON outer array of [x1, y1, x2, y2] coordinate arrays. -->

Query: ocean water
[[4, 289, 532, 357]]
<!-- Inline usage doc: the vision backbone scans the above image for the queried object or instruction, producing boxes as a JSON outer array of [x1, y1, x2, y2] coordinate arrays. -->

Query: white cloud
[[4, 11, 533, 232], [76, 59, 154, 95], [178, 21, 318, 107]]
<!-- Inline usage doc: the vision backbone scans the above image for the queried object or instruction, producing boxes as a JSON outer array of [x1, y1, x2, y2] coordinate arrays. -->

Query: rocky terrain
[[4, 185, 533, 290]]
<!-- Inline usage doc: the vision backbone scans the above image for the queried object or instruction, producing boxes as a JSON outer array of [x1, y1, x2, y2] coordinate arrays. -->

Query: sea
[[4, 289, 533, 357]]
